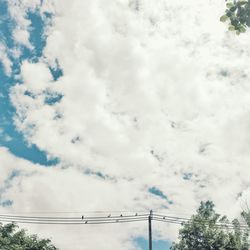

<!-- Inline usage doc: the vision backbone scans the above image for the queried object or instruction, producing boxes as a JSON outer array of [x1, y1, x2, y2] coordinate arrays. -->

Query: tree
[[171, 201, 249, 250], [220, 0, 250, 34], [242, 209, 250, 229], [0, 223, 58, 250]]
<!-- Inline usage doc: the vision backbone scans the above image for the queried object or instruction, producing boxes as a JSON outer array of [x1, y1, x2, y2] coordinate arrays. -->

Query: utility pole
[[148, 210, 153, 250]]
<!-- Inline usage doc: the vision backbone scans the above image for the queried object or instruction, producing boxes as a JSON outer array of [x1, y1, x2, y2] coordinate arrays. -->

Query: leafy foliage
[[0, 223, 58, 250], [242, 210, 250, 229], [220, 0, 250, 34], [171, 201, 250, 250]]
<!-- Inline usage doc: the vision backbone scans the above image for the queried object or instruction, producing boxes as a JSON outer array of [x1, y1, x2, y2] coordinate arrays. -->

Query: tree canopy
[[171, 201, 250, 250], [221, 0, 250, 34], [0, 223, 58, 250]]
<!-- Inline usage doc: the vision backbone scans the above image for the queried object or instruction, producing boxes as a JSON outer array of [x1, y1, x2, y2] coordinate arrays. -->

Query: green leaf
[[220, 15, 229, 22], [171, 201, 250, 250], [226, 2, 234, 8], [240, 26, 246, 32], [226, 10, 233, 17], [0, 223, 58, 249], [237, 1, 248, 6], [228, 25, 235, 31], [230, 6, 237, 11], [246, 18, 250, 26]]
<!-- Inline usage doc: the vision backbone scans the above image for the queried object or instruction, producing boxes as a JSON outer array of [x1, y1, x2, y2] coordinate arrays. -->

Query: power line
[[0, 211, 249, 250], [153, 218, 248, 230], [0, 218, 148, 225], [0, 210, 148, 214], [0, 212, 149, 225], [0, 212, 248, 230], [0, 217, 149, 223], [0, 213, 148, 220], [152, 214, 249, 230]]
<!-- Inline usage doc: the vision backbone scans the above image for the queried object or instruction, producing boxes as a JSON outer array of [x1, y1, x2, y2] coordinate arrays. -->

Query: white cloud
[[12, 28, 33, 49], [7, 0, 55, 49], [0, 147, 164, 249], [20, 60, 52, 92], [0, 43, 12, 75], [4, 0, 250, 249]]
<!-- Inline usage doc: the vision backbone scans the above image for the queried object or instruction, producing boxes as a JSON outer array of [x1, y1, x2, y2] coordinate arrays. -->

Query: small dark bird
[[135, 213, 138, 216], [85, 221, 88, 224], [108, 214, 111, 218], [120, 214, 123, 217], [163, 216, 166, 219], [81, 216, 84, 220]]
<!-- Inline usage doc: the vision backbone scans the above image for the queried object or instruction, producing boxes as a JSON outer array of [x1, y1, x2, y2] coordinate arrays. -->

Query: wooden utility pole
[[148, 210, 153, 250]]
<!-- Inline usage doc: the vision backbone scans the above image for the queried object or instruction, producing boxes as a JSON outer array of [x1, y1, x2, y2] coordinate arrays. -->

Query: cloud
[[20, 60, 52, 91], [7, 0, 55, 49], [0, 147, 165, 249], [0, 43, 12, 75], [3, 0, 250, 249], [12, 28, 33, 49]]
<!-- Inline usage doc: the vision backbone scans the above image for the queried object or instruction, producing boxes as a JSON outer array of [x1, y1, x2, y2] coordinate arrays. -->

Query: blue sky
[[0, 0, 56, 166], [0, 1, 171, 249], [1, 0, 250, 249]]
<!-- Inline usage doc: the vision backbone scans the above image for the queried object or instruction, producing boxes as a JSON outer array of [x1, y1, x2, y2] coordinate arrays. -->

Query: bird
[[120, 214, 123, 217], [85, 221, 88, 224], [108, 214, 111, 218], [135, 213, 138, 216], [81, 216, 84, 220]]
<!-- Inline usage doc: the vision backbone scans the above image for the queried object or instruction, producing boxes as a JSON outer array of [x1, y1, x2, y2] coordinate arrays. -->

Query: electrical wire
[[0, 212, 248, 230], [0, 210, 148, 214], [153, 219, 249, 231], [153, 213, 249, 228], [0, 213, 148, 220], [0, 218, 148, 225], [0, 213, 149, 225], [152, 215, 249, 230]]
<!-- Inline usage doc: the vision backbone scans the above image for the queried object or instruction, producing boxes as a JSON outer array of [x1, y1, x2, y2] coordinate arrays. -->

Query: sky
[[1, 0, 250, 249]]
